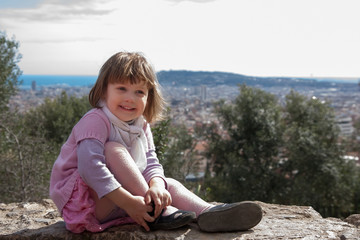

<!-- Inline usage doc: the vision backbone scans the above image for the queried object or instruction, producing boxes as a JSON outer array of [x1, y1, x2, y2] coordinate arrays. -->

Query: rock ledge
[[0, 199, 359, 240]]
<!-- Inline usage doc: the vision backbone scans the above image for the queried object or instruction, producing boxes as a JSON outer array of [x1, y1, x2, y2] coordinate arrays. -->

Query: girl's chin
[[115, 113, 137, 122]]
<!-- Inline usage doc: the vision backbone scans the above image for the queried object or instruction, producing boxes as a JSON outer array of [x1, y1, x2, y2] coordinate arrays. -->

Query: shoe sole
[[197, 201, 263, 232]]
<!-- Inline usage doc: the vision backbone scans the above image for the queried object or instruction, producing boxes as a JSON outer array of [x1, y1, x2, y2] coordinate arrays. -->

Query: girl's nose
[[124, 92, 135, 102]]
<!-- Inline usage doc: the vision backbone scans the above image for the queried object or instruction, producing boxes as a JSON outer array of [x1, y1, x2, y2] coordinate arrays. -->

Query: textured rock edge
[[0, 199, 359, 240]]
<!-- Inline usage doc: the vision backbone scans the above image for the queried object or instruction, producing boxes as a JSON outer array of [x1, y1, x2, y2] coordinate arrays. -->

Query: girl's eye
[[117, 87, 126, 91], [136, 90, 145, 95]]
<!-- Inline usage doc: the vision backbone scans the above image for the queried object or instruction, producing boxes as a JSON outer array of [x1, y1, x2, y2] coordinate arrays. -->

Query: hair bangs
[[107, 54, 156, 90]]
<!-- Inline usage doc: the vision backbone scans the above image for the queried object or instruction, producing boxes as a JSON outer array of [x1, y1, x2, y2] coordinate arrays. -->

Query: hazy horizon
[[19, 71, 360, 85]]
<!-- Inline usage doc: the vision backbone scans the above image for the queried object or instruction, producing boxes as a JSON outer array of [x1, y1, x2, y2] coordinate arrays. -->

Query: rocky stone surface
[[345, 214, 360, 228], [0, 199, 359, 240]]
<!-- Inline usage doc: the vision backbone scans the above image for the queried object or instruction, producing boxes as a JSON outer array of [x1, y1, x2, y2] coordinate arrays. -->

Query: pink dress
[[50, 108, 166, 233], [62, 174, 135, 233]]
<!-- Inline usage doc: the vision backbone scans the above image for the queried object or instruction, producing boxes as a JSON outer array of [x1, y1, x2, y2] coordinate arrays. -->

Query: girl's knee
[[104, 142, 133, 168], [104, 142, 128, 156], [166, 178, 183, 189]]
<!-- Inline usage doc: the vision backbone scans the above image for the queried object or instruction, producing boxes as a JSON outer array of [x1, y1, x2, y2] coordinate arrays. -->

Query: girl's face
[[104, 80, 149, 122]]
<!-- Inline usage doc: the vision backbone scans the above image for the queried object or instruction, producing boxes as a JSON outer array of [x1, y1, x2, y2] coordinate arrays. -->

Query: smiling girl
[[49, 52, 262, 233]]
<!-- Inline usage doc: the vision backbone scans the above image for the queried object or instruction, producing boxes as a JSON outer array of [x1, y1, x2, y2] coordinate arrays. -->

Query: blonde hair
[[89, 52, 166, 123]]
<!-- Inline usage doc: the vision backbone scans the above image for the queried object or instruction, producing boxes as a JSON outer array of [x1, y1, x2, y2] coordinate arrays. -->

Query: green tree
[[0, 31, 22, 111], [24, 91, 91, 145], [0, 91, 91, 203], [0, 111, 56, 202], [152, 114, 199, 182], [205, 85, 283, 202], [164, 124, 199, 181], [152, 115, 171, 168], [353, 167, 360, 213], [343, 117, 360, 154], [204, 86, 357, 218], [282, 91, 353, 217]]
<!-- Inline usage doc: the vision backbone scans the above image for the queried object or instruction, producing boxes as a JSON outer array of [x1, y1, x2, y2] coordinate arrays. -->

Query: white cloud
[[0, 0, 113, 22], [1, 0, 360, 77]]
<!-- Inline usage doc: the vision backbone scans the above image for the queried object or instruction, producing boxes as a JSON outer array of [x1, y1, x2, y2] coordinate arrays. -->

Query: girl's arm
[[77, 139, 121, 198]]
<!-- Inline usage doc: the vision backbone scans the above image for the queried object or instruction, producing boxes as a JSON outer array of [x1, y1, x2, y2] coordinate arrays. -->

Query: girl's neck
[[126, 119, 135, 125]]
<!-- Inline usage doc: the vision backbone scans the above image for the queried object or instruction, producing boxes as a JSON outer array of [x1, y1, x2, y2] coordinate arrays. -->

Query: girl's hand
[[105, 187, 155, 231], [123, 195, 154, 231], [145, 177, 172, 218]]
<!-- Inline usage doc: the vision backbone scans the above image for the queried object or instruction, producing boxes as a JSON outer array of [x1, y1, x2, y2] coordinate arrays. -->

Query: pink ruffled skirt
[[62, 175, 135, 233]]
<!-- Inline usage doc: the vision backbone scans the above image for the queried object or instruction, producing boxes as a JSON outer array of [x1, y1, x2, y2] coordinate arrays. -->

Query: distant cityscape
[[10, 71, 360, 161]]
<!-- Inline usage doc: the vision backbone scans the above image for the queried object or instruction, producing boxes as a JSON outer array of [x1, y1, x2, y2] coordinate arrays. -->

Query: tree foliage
[[152, 114, 198, 182], [0, 89, 91, 202], [204, 85, 358, 218], [0, 109, 56, 202], [24, 91, 91, 145], [281, 91, 353, 216], [0, 31, 22, 111], [205, 85, 283, 202]]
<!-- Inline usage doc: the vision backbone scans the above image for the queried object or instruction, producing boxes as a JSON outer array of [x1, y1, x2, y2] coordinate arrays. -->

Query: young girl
[[49, 52, 262, 233]]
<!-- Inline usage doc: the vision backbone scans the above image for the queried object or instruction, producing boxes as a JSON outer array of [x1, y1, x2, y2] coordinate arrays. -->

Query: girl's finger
[[146, 204, 153, 213], [139, 219, 150, 232], [160, 197, 167, 210], [155, 194, 162, 206], [144, 213, 155, 223], [162, 195, 168, 206], [144, 192, 152, 205], [167, 196, 172, 206], [154, 204, 162, 218], [164, 192, 172, 206]]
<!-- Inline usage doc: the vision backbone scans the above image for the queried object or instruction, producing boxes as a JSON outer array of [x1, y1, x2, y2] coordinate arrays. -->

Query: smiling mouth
[[120, 105, 135, 111]]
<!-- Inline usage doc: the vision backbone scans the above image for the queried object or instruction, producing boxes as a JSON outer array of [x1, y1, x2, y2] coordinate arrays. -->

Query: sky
[[0, 0, 360, 78]]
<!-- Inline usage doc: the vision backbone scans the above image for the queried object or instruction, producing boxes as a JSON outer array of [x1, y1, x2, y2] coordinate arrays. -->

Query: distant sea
[[20, 75, 97, 89], [19, 74, 360, 90]]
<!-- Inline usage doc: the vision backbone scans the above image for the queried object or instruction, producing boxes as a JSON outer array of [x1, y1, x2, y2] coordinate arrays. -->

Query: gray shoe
[[197, 201, 262, 232]]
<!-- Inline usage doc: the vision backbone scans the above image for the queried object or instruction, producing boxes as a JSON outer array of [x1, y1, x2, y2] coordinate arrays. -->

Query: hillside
[[157, 70, 357, 89]]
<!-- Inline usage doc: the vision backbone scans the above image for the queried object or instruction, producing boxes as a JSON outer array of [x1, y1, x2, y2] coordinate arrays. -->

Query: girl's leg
[[91, 141, 149, 221], [166, 178, 263, 232], [166, 178, 213, 217]]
